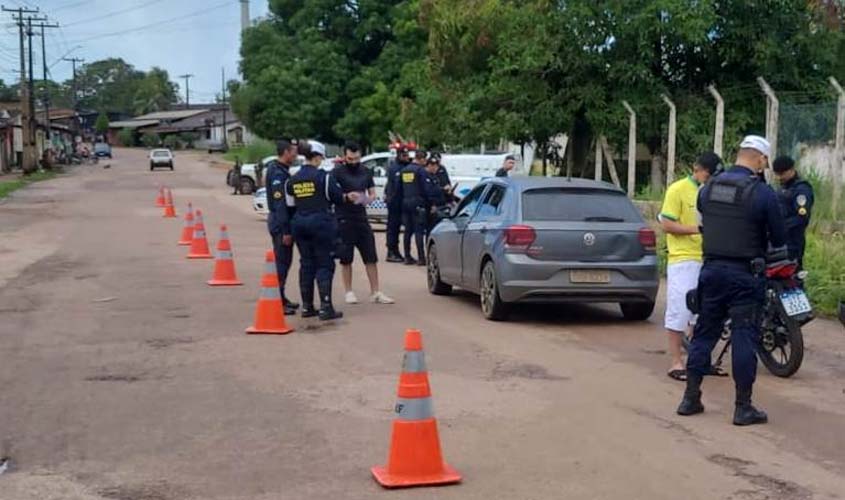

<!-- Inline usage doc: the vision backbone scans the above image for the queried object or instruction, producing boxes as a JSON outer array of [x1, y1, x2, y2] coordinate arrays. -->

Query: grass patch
[[803, 232, 845, 317], [223, 139, 275, 164], [0, 170, 56, 199]]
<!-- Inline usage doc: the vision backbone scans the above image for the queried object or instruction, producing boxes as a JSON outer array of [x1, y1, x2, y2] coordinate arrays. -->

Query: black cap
[[397, 145, 409, 154], [505, 154, 516, 161], [772, 155, 795, 173], [695, 151, 722, 175]]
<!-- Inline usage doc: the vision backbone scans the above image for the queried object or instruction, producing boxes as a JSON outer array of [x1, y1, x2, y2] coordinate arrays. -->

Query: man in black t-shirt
[[332, 141, 395, 305]]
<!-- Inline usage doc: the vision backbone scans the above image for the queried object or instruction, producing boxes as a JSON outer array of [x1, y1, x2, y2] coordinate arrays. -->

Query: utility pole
[[707, 85, 725, 159], [179, 74, 194, 108], [661, 94, 678, 186], [63, 57, 84, 139], [221, 67, 228, 148], [2, 6, 45, 173], [36, 22, 60, 140]]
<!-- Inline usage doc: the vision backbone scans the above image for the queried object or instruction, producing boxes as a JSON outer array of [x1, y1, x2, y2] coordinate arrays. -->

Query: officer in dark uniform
[[255, 159, 265, 189], [384, 146, 412, 262], [230, 157, 242, 195], [423, 157, 448, 237], [430, 152, 453, 199], [286, 140, 345, 321], [773, 156, 814, 268], [677, 135, 787, 426], [265, 139, 300, 315], [398, 150, 430, 265]]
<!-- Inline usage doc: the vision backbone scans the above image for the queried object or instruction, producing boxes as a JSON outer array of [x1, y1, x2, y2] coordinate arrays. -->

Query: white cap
[[308, 140, 327, 157], [739, 135, 771, 158]]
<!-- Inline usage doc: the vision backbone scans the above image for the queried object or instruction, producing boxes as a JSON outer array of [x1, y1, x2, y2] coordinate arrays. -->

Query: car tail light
[[638, 228, 656, 251], [504, 225, 536, 253]]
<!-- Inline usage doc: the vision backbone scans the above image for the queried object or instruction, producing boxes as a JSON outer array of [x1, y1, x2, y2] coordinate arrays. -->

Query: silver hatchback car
[[426, 177, 659, 321]]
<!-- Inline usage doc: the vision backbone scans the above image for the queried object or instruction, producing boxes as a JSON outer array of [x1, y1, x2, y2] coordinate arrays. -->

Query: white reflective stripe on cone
[[401, 351, 427, 373], [193, 230, 206, 238], [264, 262, 276, 274], [394, 397, 433, 421], [217, 250, 234, 260], [259, 286, 281, 299], [220, 231, 230, 240]]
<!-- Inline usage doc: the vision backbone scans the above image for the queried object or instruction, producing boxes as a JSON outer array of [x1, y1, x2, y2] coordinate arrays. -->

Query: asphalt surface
[[1, 148, 844, 500]]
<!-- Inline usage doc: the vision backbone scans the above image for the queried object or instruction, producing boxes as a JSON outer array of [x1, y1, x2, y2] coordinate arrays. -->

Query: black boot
[[733, 387, 768, 426], [301, 305, 318, 318], [283, 297, 300, 310], [386, 249, 404, 263], [404, 257, 418, 266], [300, 281, 315, 318], [317, 280, 343, 321], [677, 372, 705, 416]]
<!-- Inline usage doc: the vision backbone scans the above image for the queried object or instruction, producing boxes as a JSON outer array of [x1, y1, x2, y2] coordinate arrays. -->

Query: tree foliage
[[94, 112, 110, 134], [235, 0, 845, 170]]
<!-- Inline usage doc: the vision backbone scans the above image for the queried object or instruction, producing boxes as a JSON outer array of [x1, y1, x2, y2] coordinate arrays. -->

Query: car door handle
[[479, 227, 488, 234]]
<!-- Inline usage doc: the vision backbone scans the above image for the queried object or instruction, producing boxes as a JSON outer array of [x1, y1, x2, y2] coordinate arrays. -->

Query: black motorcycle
[[686, 259, 812, 378]]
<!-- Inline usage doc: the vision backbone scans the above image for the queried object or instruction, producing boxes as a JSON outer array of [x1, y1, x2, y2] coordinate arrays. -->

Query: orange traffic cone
[[178, 203, 194, 245], [208, 225, 243, 286], [371, 329, 461, 488], [245, 250, 293, 334], [155, 185, 166, 207], [163, 188, 177, 218], [186, 209, 214, 259]]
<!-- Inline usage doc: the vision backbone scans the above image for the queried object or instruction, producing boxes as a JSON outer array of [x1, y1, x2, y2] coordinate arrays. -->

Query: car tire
[[426, 244, 452, 296], [620, 301, 655, 321], [150, 162, 154, 171], [240, 177, 255, 195], [480, 260, 509, 321], [169, 163, 174, 171]]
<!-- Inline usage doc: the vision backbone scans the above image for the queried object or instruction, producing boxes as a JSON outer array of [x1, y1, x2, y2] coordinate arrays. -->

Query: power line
[[60, 0, 233, 45], [62, 0, 167, 27]]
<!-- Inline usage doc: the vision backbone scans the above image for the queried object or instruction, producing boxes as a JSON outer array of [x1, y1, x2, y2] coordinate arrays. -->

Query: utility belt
[[704, 256, 766, 276]]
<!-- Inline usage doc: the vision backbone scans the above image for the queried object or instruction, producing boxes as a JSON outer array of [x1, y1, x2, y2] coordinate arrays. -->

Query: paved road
[[1, 149, 844, 500]]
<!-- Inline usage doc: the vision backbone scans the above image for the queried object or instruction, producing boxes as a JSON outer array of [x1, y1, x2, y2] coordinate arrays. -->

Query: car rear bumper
[[497, 254, 659, 304]]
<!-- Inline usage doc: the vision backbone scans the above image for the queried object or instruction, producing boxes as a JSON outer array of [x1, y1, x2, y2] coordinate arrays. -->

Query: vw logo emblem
[[583, 233, 596, 246]]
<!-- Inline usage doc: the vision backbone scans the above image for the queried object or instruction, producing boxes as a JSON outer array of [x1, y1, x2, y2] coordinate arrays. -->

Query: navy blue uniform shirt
[[265, 159, 294, 236]]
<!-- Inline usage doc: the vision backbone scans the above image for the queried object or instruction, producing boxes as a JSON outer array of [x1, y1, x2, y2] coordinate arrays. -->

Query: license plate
[[570, 270, 610, 284], [780, 290, 812, 317]]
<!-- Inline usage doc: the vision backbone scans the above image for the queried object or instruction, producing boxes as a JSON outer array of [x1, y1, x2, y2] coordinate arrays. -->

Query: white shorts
[[664, 260, 702, 333]]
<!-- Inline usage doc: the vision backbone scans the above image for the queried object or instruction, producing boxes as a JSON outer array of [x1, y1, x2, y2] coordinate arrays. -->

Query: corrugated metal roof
[[134, 109, 208, 120], [108, 119, 159, 129]]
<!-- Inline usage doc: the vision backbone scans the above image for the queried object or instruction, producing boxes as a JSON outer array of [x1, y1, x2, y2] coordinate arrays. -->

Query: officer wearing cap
[[677, 135, 787, 426], [265, 139, 300, 315], [398, 150, 430, 265], [286, 140, 345, 321], [423, 156, 448, 237], [384, 146, 412, 262], [773, 156, 813, 268], [430, 152, 453, 199]]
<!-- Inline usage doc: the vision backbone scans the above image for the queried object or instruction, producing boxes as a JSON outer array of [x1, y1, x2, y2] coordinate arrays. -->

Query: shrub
[[141, 133, 160, 148], [179, 132, 199, 149], [117, 128, 136, 147], [163, 135, 183, 150], [223, 138, 275, 163]]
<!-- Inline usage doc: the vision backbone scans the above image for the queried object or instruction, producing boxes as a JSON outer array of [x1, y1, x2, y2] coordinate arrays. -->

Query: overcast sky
[[0, 0, 270, 104]]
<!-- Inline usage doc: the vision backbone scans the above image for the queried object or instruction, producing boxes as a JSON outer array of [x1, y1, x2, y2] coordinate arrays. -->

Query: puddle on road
[[85, 374, 144, 383], [708, 454, 813, 500], [489, 361, 570, 381], [145, 338, 194, 349]]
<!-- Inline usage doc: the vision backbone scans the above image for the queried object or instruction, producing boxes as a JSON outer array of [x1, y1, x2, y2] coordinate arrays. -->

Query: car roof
[[491, 176, 624, 193], [151, 149, 172, 153]]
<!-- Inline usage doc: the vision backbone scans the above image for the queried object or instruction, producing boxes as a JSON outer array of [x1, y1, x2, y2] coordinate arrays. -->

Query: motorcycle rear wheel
[[758, 311, 804, 378]]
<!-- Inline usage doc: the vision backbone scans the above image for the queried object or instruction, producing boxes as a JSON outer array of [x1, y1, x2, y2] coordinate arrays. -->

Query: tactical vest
[[289, 167, 330, 213], [401, 164, 423, 207], [701, 174, 766, 260]]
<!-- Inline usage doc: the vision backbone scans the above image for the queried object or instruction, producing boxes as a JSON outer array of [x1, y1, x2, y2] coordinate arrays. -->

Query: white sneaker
[[371, 291, 395, 304], [345, 291, 359, 304]]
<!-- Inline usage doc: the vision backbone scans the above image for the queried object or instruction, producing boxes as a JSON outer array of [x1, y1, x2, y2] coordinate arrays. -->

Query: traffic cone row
[[156, 189, 460, 489], [162, 188, 177, 218]]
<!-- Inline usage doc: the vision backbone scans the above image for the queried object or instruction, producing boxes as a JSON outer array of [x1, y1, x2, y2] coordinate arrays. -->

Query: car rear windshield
[[153, 151, 170, 157], [522, 188, 642, 222]]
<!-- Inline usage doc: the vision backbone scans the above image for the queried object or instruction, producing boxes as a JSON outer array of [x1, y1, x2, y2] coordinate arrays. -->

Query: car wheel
[[240, 177, 255, 195], [150, 162, 154, 171], [480, 260, 509, 321], [426, 244, 452, 296], [620, 301, 655, 321], [170, 163, 174, 171]]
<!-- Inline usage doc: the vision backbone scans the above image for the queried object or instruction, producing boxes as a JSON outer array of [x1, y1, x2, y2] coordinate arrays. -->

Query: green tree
[[133, 67, 178, 115], [141, 133, 160, 148], [94, 112, 110, 135], [73, 58, 145, 114]]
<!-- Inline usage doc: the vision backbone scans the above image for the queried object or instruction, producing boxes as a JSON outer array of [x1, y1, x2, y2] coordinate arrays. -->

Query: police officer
[[230, 157, 242, 195], [429, 152, 453, 200], [399, 150, 430, 265], [286, 140, 345, 321], [677, 135, 787, 426], [265, 139, 300, 315], [384, 146, 412, 262], [773, 156, 813, 268], [423, 157, 448, 237]]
